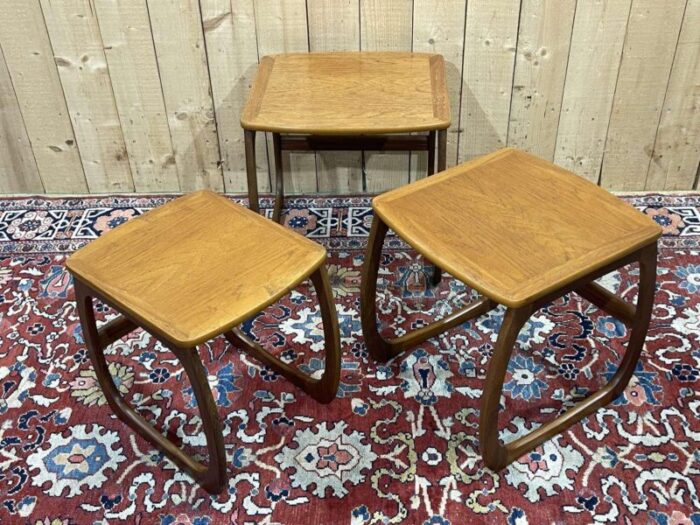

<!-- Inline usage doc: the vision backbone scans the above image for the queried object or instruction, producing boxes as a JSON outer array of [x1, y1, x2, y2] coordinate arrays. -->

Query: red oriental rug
[[0, 194, 699, 525]]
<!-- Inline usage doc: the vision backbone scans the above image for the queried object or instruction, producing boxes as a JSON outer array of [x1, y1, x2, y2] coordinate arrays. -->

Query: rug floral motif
[[0, 194, 699, 525]]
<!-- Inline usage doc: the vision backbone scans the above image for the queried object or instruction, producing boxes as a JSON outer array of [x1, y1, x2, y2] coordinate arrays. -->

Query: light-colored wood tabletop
[[241, 52, 450, 135], [373, 148, 662, 307], [67, 190, 326, 346]]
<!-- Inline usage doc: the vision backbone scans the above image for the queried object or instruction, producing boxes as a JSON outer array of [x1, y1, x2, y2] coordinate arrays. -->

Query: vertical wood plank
[[458, 0, 520, 162], [94, 0, 179, 192], [645, 0, 700, 190], [361, 0, 412, 51], [600, 0, 686, 190], [41, 0, 134, 193], [201, 0, 269, 194], [0, 1, 86, 193], [147, 0, 223, 191], [508, 0, 576, 160], [554, 0, 631, 183], [411, 0, 466, 181], [254, 0, 314, 194], [360, 0, 412, 192], [0, 45, 43, 193], [307, 0, 363, 194]]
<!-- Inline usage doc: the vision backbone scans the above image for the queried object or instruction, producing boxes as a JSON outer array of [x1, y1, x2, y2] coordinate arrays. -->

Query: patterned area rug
[[1, 194, 699, 525]]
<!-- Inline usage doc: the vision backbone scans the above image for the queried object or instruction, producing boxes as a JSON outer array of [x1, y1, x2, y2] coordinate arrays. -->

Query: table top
[[241, 52, 450, 135], [373, 148, 662, 307], [67, 191, 326, 347]]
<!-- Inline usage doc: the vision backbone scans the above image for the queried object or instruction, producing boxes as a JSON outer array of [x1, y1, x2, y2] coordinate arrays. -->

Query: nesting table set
[[66, 52, 661, 494]]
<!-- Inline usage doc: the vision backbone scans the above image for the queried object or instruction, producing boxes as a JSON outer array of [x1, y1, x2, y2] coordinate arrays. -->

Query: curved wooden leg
[[479, 306, 532, 469], [272, 132, 284, 223], [360, 214, 497, 362], [225, 265, 341, 403], [74, 280, 226, 494], [245, 129, 259, 214], [479, 243, 657, 471], [361, 216, 394, 361]]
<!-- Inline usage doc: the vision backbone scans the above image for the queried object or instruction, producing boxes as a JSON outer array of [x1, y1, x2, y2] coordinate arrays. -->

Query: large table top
[[241, 52, 451, 135]]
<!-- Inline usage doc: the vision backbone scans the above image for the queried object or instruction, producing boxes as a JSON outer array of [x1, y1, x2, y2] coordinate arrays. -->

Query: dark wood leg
[[427, 131, 436, 177], [360, 214, 497, 362], [479, 242, 658, 471], [225, 265, 341, 403], [244, 129, 259, 214], [576, 281, 636, 327], [431, 128, 448, 286], [436, 128, 447, 172], [74, 280, 227, 494], [272, 132, 284, 223]]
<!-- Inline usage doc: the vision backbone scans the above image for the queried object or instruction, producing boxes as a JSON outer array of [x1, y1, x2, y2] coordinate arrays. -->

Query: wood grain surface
[[553, 0, 632, 183], [0, 45, 42, 193], [373, 148, 662, 307], [67, 190, 326, 346], [0, 1, 697, 194], [41, 0, 134, 193], [94, 0, 179, 192], [599, 0, 686, 190], [241, 52, 450, 135]]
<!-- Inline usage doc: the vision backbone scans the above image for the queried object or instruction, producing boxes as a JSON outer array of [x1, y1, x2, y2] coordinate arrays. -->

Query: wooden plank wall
[[0, 0, 698, 195]]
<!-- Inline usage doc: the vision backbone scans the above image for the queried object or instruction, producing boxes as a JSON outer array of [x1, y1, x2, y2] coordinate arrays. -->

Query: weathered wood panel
[[554, 0, 632, 183], [411, 0, 467, 181], [360, 0, 413, 192], [508, 0, 576, 160], [600, 0, 686, 190], [458, 0, 520, 162], [645, 0, 700, 191], [147, 0, 223, 191], [0, 45, 42, 193], [94, 0, 179, 192], [0, 0, 699, 195], [307, 0, 363, 194], [0, 0, 86, 193], [41, 0, 134, 193], [254, 0, 315, 194], [202, 0, 269, 194]]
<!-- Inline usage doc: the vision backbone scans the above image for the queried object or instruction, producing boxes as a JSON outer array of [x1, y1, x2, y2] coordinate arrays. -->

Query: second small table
[[360, 148, 662, 471], [241, 52, 451, 222]]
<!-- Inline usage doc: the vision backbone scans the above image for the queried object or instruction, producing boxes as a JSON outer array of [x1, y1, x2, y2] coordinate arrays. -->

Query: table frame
[[73, 264, 341, 494], [244, 129, 447, 224], [360, 213, 658, 471]]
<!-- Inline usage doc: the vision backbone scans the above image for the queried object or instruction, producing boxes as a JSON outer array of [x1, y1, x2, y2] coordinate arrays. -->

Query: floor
[[0, 193, 699, 524]]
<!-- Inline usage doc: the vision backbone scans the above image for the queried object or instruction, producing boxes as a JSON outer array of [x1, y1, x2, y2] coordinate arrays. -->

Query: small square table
[[66, 191, 341, 493], [361, 148, 662, 470], [241, 52, 451, 222]]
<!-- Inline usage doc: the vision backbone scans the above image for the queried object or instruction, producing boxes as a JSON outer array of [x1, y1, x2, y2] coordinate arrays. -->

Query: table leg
[[74, 280, 226, 494], [479, 243, 658, 471], [224, 265, 341, 403], [431, 128, 448, 286], [272, 133, 284, 223], [244, 129, 259, 213], [437, 128, 447, 171], [427, 131, 436, 176], [361, 213, 497, 362]]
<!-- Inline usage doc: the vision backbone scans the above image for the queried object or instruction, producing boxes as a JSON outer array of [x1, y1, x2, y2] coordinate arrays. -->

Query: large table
[[241, 52, 451, 222]]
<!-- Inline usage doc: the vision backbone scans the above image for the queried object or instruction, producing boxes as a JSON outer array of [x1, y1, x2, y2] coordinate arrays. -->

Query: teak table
[[241, 52, 451, 223], [66, 191, 341, 494], [361, 148, 662, 470]]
